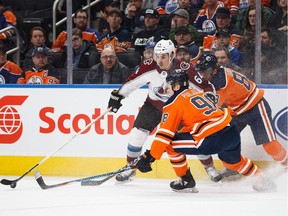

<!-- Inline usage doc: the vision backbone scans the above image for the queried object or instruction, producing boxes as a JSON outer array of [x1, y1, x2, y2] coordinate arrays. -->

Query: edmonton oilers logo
[[272, 107, 288, 141]]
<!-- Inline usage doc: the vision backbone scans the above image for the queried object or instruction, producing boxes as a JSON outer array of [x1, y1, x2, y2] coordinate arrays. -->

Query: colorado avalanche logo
[[273, 107, 288, 140], [180, 61, 190, 70]]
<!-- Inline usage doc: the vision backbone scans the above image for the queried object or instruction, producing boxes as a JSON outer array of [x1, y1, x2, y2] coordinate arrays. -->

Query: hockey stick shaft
[[34, 165, 131, 189], [1, 107, 112, 187]]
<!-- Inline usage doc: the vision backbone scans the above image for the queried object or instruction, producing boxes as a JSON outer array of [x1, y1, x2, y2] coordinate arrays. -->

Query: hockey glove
[[135, 150, 155, 173], [108, 90, 124, 113]]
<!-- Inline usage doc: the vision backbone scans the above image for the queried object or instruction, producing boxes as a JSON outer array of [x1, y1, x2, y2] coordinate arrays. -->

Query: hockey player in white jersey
[[108, 39, 221, 182]]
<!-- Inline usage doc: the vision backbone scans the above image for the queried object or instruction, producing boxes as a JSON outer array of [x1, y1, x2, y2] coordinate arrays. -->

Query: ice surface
[[0, 171, 287, 216]]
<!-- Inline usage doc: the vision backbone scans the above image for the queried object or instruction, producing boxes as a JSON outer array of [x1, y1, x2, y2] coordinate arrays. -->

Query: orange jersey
[[212, 67, 264, 115], [51, 31, 98, 52], [17, 68, 60, 84], [203, 33, 242, 50], [150, 88, 232, 159]]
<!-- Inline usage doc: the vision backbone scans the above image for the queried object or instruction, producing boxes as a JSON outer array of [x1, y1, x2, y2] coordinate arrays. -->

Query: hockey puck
[[10, 182, 17, 188]]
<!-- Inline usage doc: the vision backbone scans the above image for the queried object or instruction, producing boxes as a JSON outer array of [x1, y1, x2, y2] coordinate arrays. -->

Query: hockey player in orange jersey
[[134, 69, 276, 192], [195, 52, 287, 177]]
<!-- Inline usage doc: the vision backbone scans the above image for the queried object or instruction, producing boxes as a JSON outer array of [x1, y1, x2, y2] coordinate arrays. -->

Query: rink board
[[0, 84, 287, 178]]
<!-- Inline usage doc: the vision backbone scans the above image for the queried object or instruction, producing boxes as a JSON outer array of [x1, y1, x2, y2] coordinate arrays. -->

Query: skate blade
[[172, 187, 199, 193]]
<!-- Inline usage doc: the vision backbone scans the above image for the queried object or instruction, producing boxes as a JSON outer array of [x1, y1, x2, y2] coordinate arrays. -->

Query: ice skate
[[115, 169, 136, 183], [170, 169, 199, 193], [252, 174, 277, 192], [205, 166, 223, 182], [219, 168, 241, 181]]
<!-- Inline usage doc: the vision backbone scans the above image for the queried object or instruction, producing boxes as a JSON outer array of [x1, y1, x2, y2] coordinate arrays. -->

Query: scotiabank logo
[[39, 107, 142, 135], [0, 96, 28, 144]]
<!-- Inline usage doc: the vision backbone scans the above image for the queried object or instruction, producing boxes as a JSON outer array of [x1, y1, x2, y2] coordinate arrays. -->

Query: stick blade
[[34, 171, 49, 190], [0, 178, 14, 185]]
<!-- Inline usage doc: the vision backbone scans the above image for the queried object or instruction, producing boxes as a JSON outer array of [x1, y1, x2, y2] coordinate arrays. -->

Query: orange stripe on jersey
[[167, 151, 188, 177], [223, 156, 260, 177], [171, 138, 201, 148], [191, 108, 231, 140], [258, 101, 276, 141]]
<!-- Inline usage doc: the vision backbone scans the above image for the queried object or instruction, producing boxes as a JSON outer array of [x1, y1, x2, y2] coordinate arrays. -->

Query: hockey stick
[[34, 165, 132, 190], [0, 107, 112, 189], [80, 173, 115, 186]]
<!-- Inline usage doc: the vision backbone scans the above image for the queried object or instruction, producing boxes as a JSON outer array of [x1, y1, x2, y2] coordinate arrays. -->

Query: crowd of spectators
[[0, 0, 287, 84]]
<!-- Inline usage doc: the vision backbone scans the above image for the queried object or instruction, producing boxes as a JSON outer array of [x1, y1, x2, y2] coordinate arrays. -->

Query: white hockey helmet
[[154, 39, 175, 56]]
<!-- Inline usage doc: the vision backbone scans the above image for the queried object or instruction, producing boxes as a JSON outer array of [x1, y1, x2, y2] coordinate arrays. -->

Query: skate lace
[[173, 178, 188, 186]]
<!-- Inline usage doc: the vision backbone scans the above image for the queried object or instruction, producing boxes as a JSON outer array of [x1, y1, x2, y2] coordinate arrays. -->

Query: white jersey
[[118, 58, 213, 110]]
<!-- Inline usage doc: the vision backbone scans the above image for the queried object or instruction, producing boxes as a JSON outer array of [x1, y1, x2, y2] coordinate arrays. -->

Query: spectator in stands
[[260, 26, 287, 84], [18, 47, 61, 84], [0, 47, 21, 83], [269, 0, 288, 32], [237, 7, 256, 53], [51, 8, 100, 52], [175, 45, 191, 63], [22, 26, 52, 71], [132, 8, 169, 56], [97, 8, 132, 52], [173, 25, 201, 65], [203, 7, 242, 51], [63, 28, 97, 69], [169, 9, 202, 46], [0, 0, 17, 48], [123, 0, 145, 34], [235, 0, 273, 34], [214, 28, 241, 65], [193, 0, 221, 34], [83, 47, 131, 84], [98, 0, 122, 36], [135, 40, 156, 71], [142, 40, 155, 60], [213, 46, 244, 73]]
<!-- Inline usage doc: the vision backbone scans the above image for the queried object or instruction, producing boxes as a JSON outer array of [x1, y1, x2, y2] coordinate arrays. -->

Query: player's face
[[165, 82, 175, 96], [154, 53, 171, 70], [198, 67, 215, 81]]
